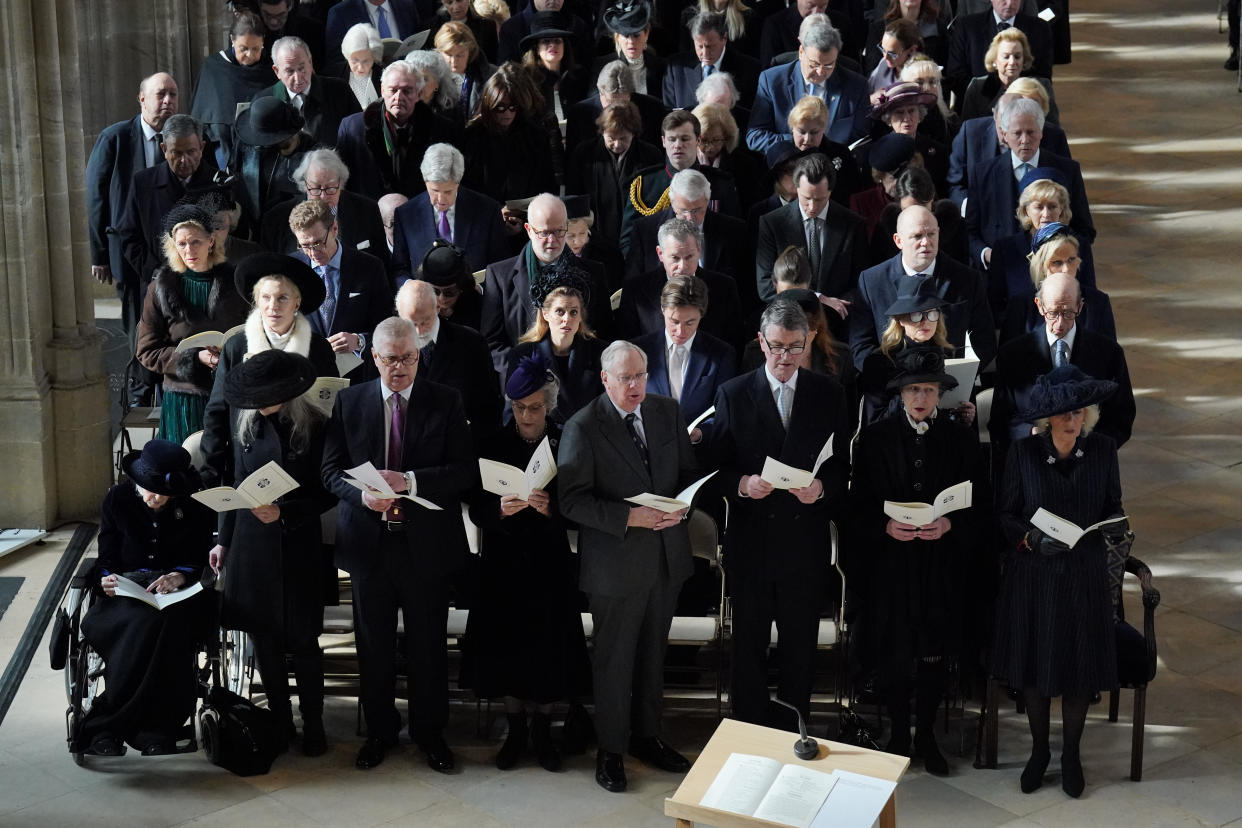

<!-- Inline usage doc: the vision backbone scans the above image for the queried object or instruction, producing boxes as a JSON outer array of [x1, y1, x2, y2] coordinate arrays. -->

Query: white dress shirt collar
[[764, 365, 799, 395], [1012, 149, 1041, 172], [664, 331, 696, 354], [1046, 323, 1077, 353], [901, 258, 938, 278], [799, 201, 830, 222]]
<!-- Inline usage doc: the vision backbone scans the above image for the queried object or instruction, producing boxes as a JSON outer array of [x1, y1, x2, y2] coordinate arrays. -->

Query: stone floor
[[3, 2, 1242, 825]]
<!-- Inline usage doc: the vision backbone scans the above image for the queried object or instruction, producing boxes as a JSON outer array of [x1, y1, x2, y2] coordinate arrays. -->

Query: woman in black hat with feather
[[209, 349, 337, 756], [850, 345, 981, 777], [74, 441, 214, 756], [991, 365, 1125, 798]]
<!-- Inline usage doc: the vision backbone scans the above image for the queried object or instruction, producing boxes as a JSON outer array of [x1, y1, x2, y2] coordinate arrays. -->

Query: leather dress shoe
[[302, 717, 328, 757], [88, 734, 124, 756], [914, 731, 949, 776], [417, 734, 456, 773], [596, 750, 627, 792], [629, 736, 691, 773], [355, 735, 398, 770]]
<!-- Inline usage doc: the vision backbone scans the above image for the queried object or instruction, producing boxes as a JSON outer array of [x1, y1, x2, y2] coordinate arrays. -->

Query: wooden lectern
[[665, 718, 911, 828]]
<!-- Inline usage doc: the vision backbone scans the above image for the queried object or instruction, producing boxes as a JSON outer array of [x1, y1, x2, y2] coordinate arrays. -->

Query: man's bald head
[[893, 205, 939, 272], [138, 73, 179, 130], [396, 279, 438, 339], [1035, 272, 1083, 338], [525, 193, 569, 263], [378, 193, 408, 246]]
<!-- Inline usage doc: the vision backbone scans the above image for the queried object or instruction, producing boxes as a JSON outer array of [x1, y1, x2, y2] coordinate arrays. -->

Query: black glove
[[1025, 527, 1070, 556]]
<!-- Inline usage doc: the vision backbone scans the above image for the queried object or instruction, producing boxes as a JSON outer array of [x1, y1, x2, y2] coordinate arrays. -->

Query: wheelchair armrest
[[70, 556, 97, 590]]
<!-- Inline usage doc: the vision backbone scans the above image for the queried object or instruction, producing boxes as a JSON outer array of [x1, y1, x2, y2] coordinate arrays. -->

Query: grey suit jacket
[[558, 393, 699, 598]]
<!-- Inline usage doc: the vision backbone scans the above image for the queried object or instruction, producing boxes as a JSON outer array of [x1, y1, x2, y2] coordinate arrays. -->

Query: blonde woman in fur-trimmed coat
[[199, 253, 339, 488]]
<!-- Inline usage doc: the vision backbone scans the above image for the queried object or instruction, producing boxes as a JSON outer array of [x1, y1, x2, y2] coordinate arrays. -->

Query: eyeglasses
[[431, 285, 461, 299], [699, 136, 724, 148], [377, 353, 418, 367], [305, 183, 340, 196], [761, 334, 807, 356], [610, 371, 648, 386], [906, 309, 942, 323], [492, 104, 518, 113], [296, 232, 332, 252], [803, 57, 836, 73], [1041, 308, 1080, 321], [529, 226, 568, 240], [511, 401, 547, 414], [876, 43, 903, 62]]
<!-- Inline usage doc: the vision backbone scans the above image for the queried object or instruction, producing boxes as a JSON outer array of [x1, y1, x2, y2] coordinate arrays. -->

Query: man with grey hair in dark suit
[[558, 339, 700, 793]]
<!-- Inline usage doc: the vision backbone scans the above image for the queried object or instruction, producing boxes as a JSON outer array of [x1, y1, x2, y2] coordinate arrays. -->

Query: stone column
[[0, 0, 111, 526]]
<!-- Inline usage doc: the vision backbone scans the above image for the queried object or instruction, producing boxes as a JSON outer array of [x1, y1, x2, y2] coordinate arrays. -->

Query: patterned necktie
[[376, 5, 392, 38], [625, 412, 650, 473], [1054, 338, 1069, 367], [318, 265, 337, 332], [775, 383, 791, 429], [421, 338, 435, 370], [669, 345, 686, 401], [385, 394, 405, 521], [806, 217, 822, 276], [996, 20, 1010, 35], [437, 209, 452, 242], [703, 64, 715, 80]]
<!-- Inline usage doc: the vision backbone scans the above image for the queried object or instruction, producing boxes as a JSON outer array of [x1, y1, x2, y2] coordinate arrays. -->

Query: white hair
[[695, 71, 739, 107], [999, 97, 1046, 132], [600, 340, 647, 374], [405, 50, 456, 109], [381, 60, 423, 91], [669, 168, 711, 202], [798, 13, 841, 53], [419, 143, 465, 183], [293, 148, 351, 187], [271, 36, 310, 64], [340, 23, 383, 61]]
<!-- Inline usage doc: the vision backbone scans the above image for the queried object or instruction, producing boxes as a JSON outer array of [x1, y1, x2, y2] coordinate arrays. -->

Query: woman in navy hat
[[858, 276, 976, 426], [991, 365, 1125, 798], [199, 252, 338, 488], [136, 202, 250, 445], [462, 352, 589, 772], [850, 345, 981, 777], [74, 440, 214, 756], [210, 349, 336, 757], [506, 269, 605, 424]]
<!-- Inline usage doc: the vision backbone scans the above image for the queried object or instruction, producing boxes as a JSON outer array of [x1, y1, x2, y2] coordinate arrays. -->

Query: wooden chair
[[1107, 540, 1161, 782]]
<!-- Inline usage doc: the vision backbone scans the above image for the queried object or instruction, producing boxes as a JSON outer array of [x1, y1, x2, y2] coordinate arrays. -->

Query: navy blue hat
[[886, 345, 958, 391], [1029, 221, 1076, 255], [868, 132, 916, 174], [224, 349, 318, 410], [1018, 165, 1070, 195], [234, 252, 325, 315], [122, 440, 201, 497], [1022, 365, 1117, 421], [765, 140, 801, 173], [884, 276, 950, 317], [505, 352, 555, 400]]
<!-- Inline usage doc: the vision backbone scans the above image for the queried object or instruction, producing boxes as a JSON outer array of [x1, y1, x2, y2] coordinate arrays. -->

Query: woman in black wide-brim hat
[[849, 345, 980, 777], [199, 252, 338, 489], [991, 364, 1124, 799], [462, 352, 590, 772], [74, 440, 215, 757], [210, 349, 336, 757]]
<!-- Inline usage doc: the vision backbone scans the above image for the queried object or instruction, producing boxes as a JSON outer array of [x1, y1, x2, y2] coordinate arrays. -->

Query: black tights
[[885, 657, 947, 740], [251, 633, 325, 723], [1022, 688, 1090, 757]]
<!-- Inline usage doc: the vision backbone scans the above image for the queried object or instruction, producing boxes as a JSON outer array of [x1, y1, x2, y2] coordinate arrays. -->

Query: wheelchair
[[53, 556, 230, 765]]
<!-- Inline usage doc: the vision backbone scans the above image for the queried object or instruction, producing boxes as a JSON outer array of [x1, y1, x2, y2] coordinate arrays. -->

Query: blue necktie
[[376, 5, 392, 38], [318, 265, 337, 332], [625, 412, 650, 473], [1054, 338, 1069, 367]]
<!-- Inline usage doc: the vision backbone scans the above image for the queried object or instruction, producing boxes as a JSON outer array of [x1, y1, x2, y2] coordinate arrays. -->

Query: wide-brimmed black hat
[[562, 193, 594, 224], [601, 0, 652, 35], [234, 252, 326, 315], [520, 11, 575, 52], [1021, 365, 1117, 421], [236, 96, 305, 147], [886, 345, 958, 390], [418, 241, 469, 286], [868, 132, 916, 173], [883, 276, 951, 318], [505, 351, 555, 400], [121, 439, 201, 497], [224, 349, 318, 409]]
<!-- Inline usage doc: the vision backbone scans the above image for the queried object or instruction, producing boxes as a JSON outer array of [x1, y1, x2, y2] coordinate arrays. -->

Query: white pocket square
[[348, 292, 361, 298], [356, 240, 371, 250]]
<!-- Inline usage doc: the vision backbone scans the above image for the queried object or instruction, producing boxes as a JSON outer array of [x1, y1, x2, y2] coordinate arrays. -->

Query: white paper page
[[754, 764, 838, 828], [191, 487, 262, 512], [479, 458, 530, 499], [625, 471, 719, 514], [675, 470, 718, 505], [810, 434, 835, 477], [236, 460, 300, 506], [1038, 6, 1056, 20], [524, 436, 557, 492], [305, 376, 349, 416], [342, 461, 445, 511], [1030, 507, 1086, 547], [883, 500, 936, 526], [933, 480, 972, 518], [939, 357, 980, 410], [113, 575, 204, 610], [762, 457, 814, 490], [699, 753, 784, 817], [174, 330, 226, 353], [335, 350, 364, 375], [810, 769, 897, 828], [687, 405, 716, 434]]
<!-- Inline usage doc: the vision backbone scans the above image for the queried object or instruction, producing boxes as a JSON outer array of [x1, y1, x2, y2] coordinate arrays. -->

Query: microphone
[[772, 698, 820, 760]]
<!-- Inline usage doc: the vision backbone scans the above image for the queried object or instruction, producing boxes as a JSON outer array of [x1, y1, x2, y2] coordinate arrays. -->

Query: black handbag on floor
[[198, 686, 280, 776]]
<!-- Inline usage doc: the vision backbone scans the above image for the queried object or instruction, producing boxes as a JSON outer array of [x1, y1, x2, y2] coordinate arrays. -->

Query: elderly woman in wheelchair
[[70, 439, 214, 757]]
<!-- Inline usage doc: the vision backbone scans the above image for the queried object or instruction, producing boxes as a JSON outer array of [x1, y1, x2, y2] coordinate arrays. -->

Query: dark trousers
[[1231, 0, 1240, 50], [352, 531, 450, 742], [251, 630, 325, 722], [730, 571, 822, 731], [588, 569, 682, 754]]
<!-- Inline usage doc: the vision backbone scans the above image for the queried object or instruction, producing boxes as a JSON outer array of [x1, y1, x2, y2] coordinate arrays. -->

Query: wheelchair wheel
[[65, 636, 107, 765], [220, 628, 253, 698]]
